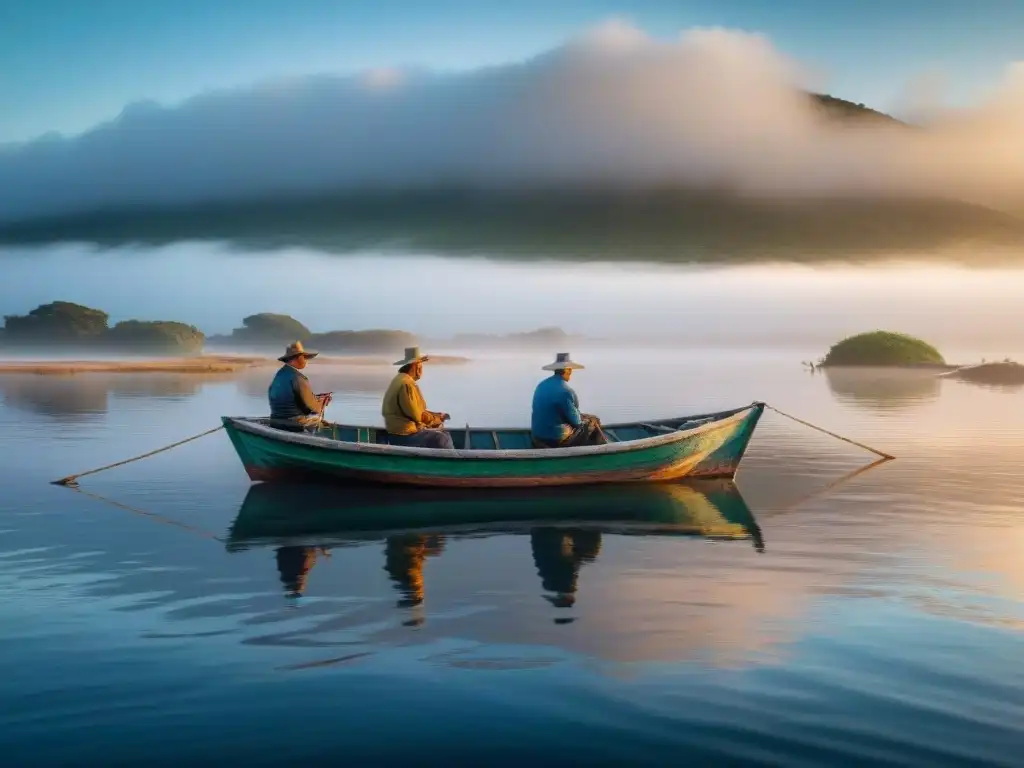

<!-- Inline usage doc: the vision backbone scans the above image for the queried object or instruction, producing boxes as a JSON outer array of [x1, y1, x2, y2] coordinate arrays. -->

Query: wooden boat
[[224, 479, 763, 551], [221, 401, 764, 488]]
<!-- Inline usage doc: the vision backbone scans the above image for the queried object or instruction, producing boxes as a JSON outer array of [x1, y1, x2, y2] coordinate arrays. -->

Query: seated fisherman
[[381, 347, 454, 449], [268, 341, 330, 431], [531, 352, 607, 448]]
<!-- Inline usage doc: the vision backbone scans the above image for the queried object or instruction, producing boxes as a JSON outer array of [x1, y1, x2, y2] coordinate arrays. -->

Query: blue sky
[[1, 0, 1021, 144]]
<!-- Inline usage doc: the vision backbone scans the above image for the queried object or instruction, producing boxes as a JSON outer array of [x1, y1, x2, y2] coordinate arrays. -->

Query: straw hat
[[542, 352, 585, 371], [278, 340, 319, 363], [394, 346, 431, 366]]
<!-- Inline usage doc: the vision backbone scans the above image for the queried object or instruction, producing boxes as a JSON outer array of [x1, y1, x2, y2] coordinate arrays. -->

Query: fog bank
[[2, 20, 1024, 224]]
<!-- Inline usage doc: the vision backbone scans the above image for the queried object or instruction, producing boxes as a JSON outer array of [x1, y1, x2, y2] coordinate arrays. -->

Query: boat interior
[[258, 413, 721, 451]]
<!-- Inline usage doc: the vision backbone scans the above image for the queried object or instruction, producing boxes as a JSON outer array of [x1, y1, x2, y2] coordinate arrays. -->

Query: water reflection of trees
[[823, 367, 941, 410], [0, 373, 226, 420], [0, 375, 108, 420]]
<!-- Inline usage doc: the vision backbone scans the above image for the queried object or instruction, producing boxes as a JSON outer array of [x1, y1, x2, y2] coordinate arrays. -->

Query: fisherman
[[381, 346, 454, 449], [530, 352, 607, 448], [268, 341, 331, 431]]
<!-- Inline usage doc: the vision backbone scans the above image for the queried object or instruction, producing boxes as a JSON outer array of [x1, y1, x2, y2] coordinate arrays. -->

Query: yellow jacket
[[381, 372, 444, 435]]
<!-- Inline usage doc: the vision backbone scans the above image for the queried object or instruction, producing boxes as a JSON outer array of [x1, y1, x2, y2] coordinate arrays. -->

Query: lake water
[[1, 341, 1022, 765]]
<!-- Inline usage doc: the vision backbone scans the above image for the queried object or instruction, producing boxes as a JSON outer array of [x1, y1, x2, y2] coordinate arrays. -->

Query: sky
[[2, 14, 1024, 224], [2, 0, 1022, 144]]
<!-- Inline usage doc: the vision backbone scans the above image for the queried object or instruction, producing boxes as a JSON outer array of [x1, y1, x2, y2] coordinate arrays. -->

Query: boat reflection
[[228, 480, 763, 619], [274, 545, 331, 598], [531, 528, 603, 616]]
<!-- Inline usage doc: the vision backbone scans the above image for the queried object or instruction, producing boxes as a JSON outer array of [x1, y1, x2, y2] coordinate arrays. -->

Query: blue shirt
[[531, 374, 583, 442], [268, 364, 319, 420]]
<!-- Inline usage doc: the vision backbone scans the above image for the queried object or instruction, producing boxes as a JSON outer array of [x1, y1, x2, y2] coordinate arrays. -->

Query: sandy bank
[[0, 354, 470, 376]]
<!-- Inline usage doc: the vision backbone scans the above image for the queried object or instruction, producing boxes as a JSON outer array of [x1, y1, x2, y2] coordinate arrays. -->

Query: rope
[[772, 456, 891, 515], [765, 404, 895, 460], [50, 425, 225, 487], [71, 486, 226, 542]]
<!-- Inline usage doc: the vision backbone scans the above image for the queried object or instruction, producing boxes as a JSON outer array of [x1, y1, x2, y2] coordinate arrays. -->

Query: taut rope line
[[764, 404, 895, 460], [51, 425, 225, 487]]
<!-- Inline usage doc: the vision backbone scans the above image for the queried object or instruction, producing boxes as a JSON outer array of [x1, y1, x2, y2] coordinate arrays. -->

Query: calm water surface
[[1, 349, 1022, 765]]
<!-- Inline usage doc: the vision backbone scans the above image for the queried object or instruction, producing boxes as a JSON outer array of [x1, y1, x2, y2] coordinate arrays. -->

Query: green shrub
[[3, 301, 109, 343], [822, 331, 944, 366], [231, 313, 311, 344], [106, 320, 205, 355]]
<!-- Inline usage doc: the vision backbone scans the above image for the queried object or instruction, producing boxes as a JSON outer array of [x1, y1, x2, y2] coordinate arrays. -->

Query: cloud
[[2, 19, 1024, 224]]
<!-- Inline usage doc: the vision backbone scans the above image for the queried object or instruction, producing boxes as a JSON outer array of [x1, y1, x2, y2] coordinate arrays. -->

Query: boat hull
[[222, 403, 764, 488]]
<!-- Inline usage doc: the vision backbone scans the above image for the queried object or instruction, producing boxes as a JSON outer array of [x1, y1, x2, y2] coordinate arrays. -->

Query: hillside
[[1, 94, 1022, 264], [810, 93, 902, 125], [2, 189, 1021, 265]]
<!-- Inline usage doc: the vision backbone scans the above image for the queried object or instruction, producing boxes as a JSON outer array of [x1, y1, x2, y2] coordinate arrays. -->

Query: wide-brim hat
[[542, 352, 585, 371], [394, 346, 430, 366], [278, 340, 319, 362]]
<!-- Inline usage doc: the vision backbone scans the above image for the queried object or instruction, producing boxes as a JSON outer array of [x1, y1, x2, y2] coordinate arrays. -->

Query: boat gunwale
[[222, 402, 762, 461]]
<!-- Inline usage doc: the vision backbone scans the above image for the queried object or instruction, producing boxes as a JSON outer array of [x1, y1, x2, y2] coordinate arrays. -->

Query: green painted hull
[[221, 402, 764, 488], [225, 479, 763, 551]]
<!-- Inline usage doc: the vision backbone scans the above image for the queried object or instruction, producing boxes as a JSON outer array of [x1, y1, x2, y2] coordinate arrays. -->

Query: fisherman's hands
[[316, 392, 333, 409], [439, 412, 451, 422]]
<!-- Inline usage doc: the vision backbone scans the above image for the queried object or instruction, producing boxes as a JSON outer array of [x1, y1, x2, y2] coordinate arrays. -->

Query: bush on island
[[2, 301, 109, 344], [106, 320, 205, 355], [822, 331, 945, 367], [230, 313, 312, 345]]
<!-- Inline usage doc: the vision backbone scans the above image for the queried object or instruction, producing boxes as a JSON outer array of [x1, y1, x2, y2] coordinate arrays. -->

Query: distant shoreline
[[3, 191, 1023, 263], [0, 353, 470, 376]]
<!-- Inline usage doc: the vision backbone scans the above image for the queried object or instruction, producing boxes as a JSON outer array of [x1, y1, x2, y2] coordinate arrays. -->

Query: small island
[[205, 312, 421, 356], [812, 330, 1024, 388], [817, 331, 948, 368], [1, 301, 205, 355], [0, 302, 591, 375], [941, 360, 1024, 387]]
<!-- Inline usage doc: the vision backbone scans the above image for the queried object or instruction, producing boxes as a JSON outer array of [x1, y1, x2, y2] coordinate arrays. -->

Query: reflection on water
[[228, 480, 763, 626], [0, 368, 390, 421], [823, 367, 942, 410], [384, 535, 445, 616], [275, 546, 329, 598], [1, 348, 1023, 765], [0, 373, 232, 419], [227, 481, 761, 544], [0, 375, 109, 420], [532, 528, 602, 612]]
